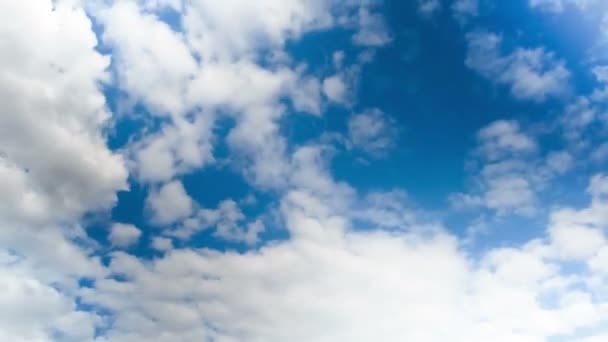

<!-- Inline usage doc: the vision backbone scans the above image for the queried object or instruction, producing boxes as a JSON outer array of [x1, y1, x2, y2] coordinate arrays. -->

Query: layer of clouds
[[82, 172, 608, 342], [5, 1, 608, 341]]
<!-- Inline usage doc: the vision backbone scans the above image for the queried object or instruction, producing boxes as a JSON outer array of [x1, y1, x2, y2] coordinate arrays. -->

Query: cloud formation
[[3, 1, 608, 341], [466, 31, 570, 102]]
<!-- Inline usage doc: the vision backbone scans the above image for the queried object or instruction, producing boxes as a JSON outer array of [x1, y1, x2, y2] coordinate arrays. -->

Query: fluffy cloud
[[347, 108, 398, 157], [81, 173, 608, 342], [6, 1, 608, 342], [132, 116, 215, 183], [109, 223, 142, 248], [94, 0, 344, 189], [0, 0, 127, 225], [352, 7, 391, 46], [476, 120, 537, 160], [451, 120, 576, 216], [466, 32, 570, 102], [0, 2, 124, 339], [169, 199, 265, 245], [0, 262, 99, 342], [146, 181, 193, 226], [151, 237, 173, 252], [322, 74, 347, 103]]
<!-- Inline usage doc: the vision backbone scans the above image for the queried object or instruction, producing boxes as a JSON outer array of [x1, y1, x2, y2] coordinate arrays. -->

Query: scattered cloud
[[418, 0, 442, 18], [109, 223, 142, 248], [352, 7, 391, 46], [146, 181, 193, 226], [4, 1, 608, 341], [451, 120, 573, 217], [466, 31, 571, 102], [347, 108, 399, 157], [452, 0, 479, 22], [528, 0, 599, 12], [151, 237, 173, 252], [322, 74, 348, 104], [81, 173, 608, 342]]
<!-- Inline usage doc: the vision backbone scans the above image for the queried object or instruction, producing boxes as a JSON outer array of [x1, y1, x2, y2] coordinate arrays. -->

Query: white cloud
[[529, 0, 566, 11], [348, 108, 398, 157], [450, 120, 573, 216], [110, 223, 142, 248], [133, 116, 215, 183], [529, 0, 599, 12], [0, 2, 125, 339], [146, 181, 193, 226], [592, 143, 608, 162], [352, 7, 391, 46], [0, 264, 99, 342], [10, 2, 608, 342], [0, 0, 127, 225], [170, 199, 265, 245], [483, 176, 537, 216], [466, 32, 570, 102], [322, 74, 347, 104], [151, 237, 173, 252], [593, 65, 608, 83], [182, 0, 336, 61], [96, 2, 197, 117], [546, 151, 573, 174], [81, 174, 608, 342], [94, 0, 345, 189], [476, 120, 537, 160], [418, 0, 442, 18], [452, 0, 479, 20]]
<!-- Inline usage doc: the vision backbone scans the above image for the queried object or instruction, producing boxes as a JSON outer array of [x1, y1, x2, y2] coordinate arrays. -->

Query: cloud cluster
[[466, 31, 570, 102], [82, 170, 608, 342], [451, 120, 574, 216], [4, 1, 608, 341]]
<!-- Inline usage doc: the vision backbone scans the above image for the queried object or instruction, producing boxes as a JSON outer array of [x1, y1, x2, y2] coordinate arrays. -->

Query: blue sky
[[3, 0, 608, 341]]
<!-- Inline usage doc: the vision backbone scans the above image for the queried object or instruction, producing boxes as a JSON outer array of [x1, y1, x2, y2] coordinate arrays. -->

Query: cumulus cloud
[[466, 31, 570, 102], [151, 237, 173, 252], [132, 116, 215, 183], [81, 173, 608, 342], [352, 7, 391, 46], [0, 3, 127, 339], [109, 223, 142, 248], [0, 263, 99, 342], [348, 108, 398, 157], [170, 199, 265, 245], [322, 74, 347, 104], [476, 120, 537, 160], [94, 0, 347, 189], [6, 1, 608, 342], [0, 0, 127, 225], [451, 120, 571, 216], [146, 181, 193, 226]]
